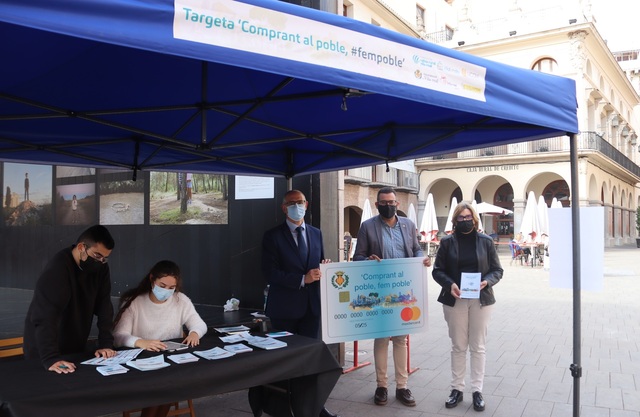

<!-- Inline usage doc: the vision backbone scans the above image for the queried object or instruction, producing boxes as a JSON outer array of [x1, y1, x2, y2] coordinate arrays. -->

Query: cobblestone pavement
[[176, 246, 640, 417]]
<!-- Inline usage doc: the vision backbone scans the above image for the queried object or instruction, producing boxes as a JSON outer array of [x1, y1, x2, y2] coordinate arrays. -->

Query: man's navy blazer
[[262, 222, 324, 320]]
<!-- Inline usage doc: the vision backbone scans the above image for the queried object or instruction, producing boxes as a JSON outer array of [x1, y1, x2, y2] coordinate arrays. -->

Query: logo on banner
[[331, 271, 349, 289]]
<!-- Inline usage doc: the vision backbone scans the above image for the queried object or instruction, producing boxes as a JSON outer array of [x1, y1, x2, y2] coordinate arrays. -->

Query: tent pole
[[569, 132, 582, 417], [200, 61, 208, 146]]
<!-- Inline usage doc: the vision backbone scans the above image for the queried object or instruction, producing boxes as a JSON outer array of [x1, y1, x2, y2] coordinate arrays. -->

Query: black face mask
[[79, 250, 102, 274], [455, 220, 475, 234], [378, 205, 397, 219]]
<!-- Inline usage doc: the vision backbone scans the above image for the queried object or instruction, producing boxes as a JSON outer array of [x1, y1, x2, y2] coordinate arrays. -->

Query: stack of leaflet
[[215, 325, 252, 343], [81, 348, 143, 366], [223, 343, 253, 354], [245, 335, 287, 350], [167, 352, 199, 364], [126, 354, 170, 371], [265, 331, 293, 338], [219, 333, 247, 344], [194, 346, 235, 360], [214, 325, 251, 334], [96, 364, 129, 376], [211, 323, 288, 357]]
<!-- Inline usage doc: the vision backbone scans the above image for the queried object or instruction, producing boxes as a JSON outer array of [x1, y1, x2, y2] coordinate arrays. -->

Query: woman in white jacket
[[113, 260, 207, 417]]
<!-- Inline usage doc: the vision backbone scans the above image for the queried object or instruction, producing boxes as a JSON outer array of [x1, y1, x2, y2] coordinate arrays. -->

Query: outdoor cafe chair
[[508, 241, 524, 266]]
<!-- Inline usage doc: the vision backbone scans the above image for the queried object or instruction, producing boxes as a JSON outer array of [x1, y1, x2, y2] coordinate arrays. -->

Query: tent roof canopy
[[0, 0, 578, 177]]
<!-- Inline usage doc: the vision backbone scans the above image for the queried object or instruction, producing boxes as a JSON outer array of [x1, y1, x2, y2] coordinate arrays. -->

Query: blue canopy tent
[[0, 1, 583, 415], [0, 0, 577, 177]]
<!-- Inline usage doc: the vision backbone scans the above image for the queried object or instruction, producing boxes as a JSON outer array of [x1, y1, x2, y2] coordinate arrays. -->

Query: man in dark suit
[[353, 187, 431, 408], [261, 189, 339, 417]]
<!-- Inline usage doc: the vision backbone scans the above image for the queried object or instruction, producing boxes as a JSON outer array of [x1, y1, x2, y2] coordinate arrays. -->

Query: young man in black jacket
[[24, 225, 117, 373]]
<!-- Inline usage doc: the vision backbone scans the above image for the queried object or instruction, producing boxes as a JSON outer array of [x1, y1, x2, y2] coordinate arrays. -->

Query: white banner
[[174, 0, 486, 101]]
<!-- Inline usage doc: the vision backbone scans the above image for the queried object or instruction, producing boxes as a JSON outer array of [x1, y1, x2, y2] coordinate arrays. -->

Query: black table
[[0, 334, 341, 417]]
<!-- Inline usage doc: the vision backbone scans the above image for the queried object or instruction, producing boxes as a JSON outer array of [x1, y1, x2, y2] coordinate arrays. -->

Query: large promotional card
[[320, 258, 428, 344]]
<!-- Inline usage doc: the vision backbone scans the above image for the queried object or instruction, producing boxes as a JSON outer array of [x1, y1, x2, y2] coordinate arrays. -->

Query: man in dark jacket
[[261, 189, 339, 417], [353, 187, 431, 408], [24, 225, 116, 373]]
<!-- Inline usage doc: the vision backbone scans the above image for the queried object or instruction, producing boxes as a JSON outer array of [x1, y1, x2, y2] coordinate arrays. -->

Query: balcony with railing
[[423, 27, 454, 44], [372, 165, 397, 186], [344, 166, 372, 184], [417, 132, 640, 178], [396, 169, 419, 191], [344, 164, 419, 192]]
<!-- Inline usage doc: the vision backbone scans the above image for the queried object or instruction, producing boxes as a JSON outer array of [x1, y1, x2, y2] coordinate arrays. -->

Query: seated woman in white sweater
[[114, 259, 207, 350], [113, 260, 207, 417]]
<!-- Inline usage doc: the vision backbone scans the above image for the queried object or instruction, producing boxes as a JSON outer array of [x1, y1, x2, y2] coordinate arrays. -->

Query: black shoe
[[319, 407, 340, 417], [445, 389, 463, 408], [395, 388, 416, 407], [374, 387, 388, 405], [472, 392, 485, 411]]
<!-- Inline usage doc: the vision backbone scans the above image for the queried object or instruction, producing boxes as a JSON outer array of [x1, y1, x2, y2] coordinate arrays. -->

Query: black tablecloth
[[0, 334, 341, 417]]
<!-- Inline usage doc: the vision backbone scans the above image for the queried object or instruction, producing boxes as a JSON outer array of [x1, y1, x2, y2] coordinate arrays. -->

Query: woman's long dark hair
[[113, 260, 182, 327]]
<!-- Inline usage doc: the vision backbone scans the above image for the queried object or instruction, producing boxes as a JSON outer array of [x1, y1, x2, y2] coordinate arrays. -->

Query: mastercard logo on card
[[400, 307, 421, 322]]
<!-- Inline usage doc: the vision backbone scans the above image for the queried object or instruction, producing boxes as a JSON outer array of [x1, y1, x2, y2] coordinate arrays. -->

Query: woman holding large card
[[432, 202, 503, 412]]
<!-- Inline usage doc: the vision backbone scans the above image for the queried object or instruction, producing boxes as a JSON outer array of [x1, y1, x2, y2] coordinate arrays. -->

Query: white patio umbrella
[[419, 193, 439, 241], [471, 200, 484, 233], [520, 191, 542, 243], [350, 198, 374, 261], [537, 195, 549, 237], [551, 197, 563, 208], [360, 198, 373, 225], [475, 201, 513, 215], [444, 196, 458, 234], [407, 203, 417, 226]]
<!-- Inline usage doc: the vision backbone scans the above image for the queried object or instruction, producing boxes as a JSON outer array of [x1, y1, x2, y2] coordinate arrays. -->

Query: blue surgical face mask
[[152, 284, 175, 302], [287, 203, 306, 222]]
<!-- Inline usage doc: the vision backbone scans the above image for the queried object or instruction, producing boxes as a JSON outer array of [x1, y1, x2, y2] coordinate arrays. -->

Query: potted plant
[[636, 207, 640, 248]]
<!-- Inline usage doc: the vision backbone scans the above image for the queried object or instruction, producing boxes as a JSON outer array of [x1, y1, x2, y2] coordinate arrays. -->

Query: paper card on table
[[214, 325, 250, 334], [219, 334, 246, 343], [167, 352, 199, 364], [96, 364, 129, 376], [126, 354, 170, 371], [246, 336, 287, 350], [193, 347, 236, 360], [81, 348, 143, 365], [460, 272, 481, 299], [223, 343, 253, 354], [162, 341, 189, 352], [265, 331, 293, 338]]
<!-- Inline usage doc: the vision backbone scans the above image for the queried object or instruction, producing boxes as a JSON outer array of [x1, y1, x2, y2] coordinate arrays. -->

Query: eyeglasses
[[284, 200, 306, 206], [456, 215, 473, 221], [377, 200, 398, 206], [84, 244, 109, 263]]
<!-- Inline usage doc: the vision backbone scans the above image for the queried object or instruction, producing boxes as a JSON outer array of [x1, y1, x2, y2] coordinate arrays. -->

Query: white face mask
[[152, 284, 175, 302], [287, 203, 306, 221]]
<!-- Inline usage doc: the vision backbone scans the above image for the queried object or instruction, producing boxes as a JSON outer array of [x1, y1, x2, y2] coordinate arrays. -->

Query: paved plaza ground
[[3, 245, 638, 417], [174, 246, 640, 417]]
